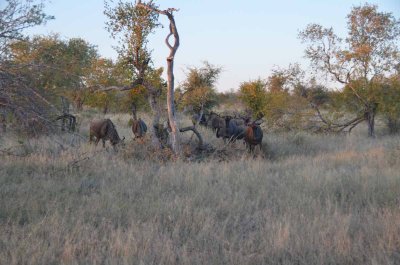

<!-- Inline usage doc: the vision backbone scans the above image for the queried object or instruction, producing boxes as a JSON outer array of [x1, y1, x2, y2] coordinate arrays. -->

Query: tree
[[378, 73, 400, 134], [179, 61, 221, 115], [104, 0, 164, 147], [0, 0, 61, 135], [0, 0, 54, 57], [299, 3, 400, 137], [9, 35, 98, 108], [239, 79, 267, 119], [137, 1, 182, 154]]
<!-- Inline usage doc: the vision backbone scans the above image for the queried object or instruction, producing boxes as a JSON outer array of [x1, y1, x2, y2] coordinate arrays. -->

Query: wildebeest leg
[[94, 138, 100, 146], [102, 139, 106, 148]]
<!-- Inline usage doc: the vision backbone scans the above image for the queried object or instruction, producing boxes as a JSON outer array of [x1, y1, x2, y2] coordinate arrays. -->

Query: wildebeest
[[244, 123, 263, 152], [206, 112, 225, 131], [132, 118, 147, 139], [216, 116, 246, 143], [89, 119, 124, 148], [191, 113, 207, 126]]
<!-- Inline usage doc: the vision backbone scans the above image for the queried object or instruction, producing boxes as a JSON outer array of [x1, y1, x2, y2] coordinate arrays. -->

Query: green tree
[[0, 0, 54, 57], [179, 61, 221, 114], [9, 35, 98, 108], [239, 79, 267, 119], [104, 0, 164, 147], [379, 74, 400, 133], [299, 3, 400, 137], [84, 58, 118, 113]]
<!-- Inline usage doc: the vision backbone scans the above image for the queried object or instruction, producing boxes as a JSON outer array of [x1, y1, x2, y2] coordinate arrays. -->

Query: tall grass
[[0, 113, 400, 264]]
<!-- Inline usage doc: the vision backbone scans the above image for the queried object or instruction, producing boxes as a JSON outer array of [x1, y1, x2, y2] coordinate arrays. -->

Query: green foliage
[[85, 90, 117, 114], [379, 74, 400, 133], [239, 79, 267, 118], [104, 0, 160, 81], [299, 4, 400, 136], [240, 63, 315, 130], [118, 67, 165, 113], [306, 85, 330, 106], [0, 0, 54, 56], [83, 58, 119, 113], [179, 62, 221, 113], [9, 35, 98, 92]]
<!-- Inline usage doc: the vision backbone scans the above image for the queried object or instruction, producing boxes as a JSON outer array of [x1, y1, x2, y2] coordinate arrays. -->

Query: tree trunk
[[164, 12, 181, 155], [137, 3, 181, 155], [366, 107, 376, 137], [148, 91, 162, 148], [131, 102, 137, 120], [179, 126, 203, 149], [166, 57, 180, 154]]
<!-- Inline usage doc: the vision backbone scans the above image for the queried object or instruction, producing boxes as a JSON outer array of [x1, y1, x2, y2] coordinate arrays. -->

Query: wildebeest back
[[90, 119, 122, 146], [228, 119, 245, 140], [132, 118, 147, 138]]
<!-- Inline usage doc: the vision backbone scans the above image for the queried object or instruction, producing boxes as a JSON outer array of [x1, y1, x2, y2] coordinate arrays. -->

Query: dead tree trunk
[[148, 89, 162, 148], [61, 96, 70, 131], [138, 2, 181, 155], [131, 102, 137, 120], [365, 104, 377, 137]]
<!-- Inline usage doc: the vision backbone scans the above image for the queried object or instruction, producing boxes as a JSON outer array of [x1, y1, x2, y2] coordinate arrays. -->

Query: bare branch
[[179, 126, 204, 149]]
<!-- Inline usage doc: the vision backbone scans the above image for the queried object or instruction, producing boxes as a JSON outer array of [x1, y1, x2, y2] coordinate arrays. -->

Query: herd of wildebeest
[[89, 111, 263, 152]]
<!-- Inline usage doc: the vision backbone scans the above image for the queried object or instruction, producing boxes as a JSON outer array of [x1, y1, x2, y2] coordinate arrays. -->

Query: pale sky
[[18, 0, 400, 91]]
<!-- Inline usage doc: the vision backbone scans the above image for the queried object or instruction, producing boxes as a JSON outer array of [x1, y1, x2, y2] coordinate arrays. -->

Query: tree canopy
[[299, 3, 400, 136]]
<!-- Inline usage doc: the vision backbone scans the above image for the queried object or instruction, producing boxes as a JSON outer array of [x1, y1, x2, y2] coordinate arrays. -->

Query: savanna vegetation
[[1, 0, 400, 264]]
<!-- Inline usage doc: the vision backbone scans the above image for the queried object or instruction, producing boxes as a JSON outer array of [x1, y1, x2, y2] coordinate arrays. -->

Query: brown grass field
[[1, 112, 400, 264]]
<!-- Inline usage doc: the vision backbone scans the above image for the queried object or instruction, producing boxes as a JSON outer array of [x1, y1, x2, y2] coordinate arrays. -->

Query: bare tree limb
[[179, 126, 203, 149]]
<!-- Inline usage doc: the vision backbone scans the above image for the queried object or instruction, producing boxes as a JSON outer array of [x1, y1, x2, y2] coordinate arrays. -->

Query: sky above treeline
[[19, 0, 400, 92]]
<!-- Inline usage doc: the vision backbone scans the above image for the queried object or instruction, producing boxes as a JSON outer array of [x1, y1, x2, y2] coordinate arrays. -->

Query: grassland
[[0, 112, 400, 264]]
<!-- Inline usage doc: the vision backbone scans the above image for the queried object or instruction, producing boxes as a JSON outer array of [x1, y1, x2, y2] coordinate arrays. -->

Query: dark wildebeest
[[132, 118, 147, 139], [206, 112, 225, 132], [244, 123, 263, 152], [216, 116, 246, 143], [89, 119, 124, 148], [191, 113, 207, 127]]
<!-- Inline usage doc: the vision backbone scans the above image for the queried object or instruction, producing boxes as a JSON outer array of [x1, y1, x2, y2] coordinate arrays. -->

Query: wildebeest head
[[105, 120, 123, 146]]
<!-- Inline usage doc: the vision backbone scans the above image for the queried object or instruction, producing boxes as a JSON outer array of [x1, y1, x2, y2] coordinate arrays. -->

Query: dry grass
[[1, 112, 400, 264]]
